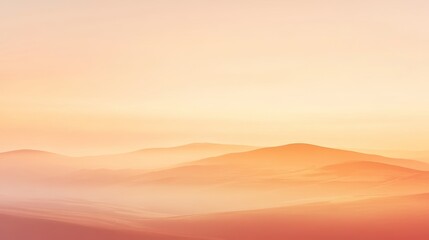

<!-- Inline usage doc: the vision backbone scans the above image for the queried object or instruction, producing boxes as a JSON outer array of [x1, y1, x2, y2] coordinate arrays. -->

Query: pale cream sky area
[[1, 0, 429, 155]]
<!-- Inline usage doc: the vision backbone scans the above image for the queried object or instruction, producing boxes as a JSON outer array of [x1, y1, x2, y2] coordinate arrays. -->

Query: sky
[[1, 0, 429, 155]]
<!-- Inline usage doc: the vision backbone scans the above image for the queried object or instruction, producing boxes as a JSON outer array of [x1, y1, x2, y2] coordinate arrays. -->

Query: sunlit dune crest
[[194, 143, 429, 170]]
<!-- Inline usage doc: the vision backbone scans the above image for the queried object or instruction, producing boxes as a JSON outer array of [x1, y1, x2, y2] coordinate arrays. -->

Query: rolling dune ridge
[[1, 143, 429, 239]]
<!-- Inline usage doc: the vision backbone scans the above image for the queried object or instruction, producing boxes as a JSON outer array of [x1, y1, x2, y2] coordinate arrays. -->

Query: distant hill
[[0, 149, 73, 181], [79, 143, 258, 169], [0, 143, 257, 183], [0, 149, 67, 160]]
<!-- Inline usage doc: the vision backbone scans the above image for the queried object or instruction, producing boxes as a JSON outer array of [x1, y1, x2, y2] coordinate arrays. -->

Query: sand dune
[[190, 143, 429, 170], [121, 144, 429, 186], [3, 143, 429, 239], [47, 144, 426, 215], [44, 144, 429, 214]]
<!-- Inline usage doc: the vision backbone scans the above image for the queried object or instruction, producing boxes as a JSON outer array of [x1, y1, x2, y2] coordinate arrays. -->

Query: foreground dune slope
[[0, 213, 205, 240], [141, 193, 429, 240]]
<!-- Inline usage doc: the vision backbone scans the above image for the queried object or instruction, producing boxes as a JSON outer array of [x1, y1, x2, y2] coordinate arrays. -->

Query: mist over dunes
[[119, 144, 429, 187], [1, 142, 429, 239], [79, 143, 258, 169], [0, 143, 256, 182]]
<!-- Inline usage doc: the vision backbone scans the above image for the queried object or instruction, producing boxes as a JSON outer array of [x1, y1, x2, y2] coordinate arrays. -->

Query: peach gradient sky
[[1, 0, 429, 155]]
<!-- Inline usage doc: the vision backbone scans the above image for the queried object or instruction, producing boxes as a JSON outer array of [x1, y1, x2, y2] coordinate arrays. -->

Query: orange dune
[[189, 143, 429, 170], [42, 144, 427, 215], [121, 144, 429, 187], [2, 143, 429, 238]]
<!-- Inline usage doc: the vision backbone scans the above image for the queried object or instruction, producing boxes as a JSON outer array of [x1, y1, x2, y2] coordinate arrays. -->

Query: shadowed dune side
[[355, 149, 429, 162], [140, 193, 429, 240], [305, 161, 429, 194], [312, 161, 427, 182]]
